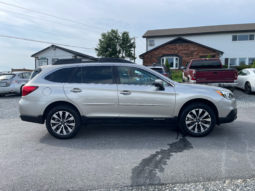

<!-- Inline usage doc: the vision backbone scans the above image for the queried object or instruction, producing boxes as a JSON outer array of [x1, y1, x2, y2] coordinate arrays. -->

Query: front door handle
[[120, 90, 131, 95], [70, 88, 82, 93]]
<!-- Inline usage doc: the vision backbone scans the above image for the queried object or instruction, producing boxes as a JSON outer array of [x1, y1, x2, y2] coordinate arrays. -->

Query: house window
[[52, 58, 58, 64], [249, 58, 255, 65], [161, 58, 164, 65], [163, 57, 179, 69], [239, 58, 246, 65], [229, 58, 237, 66], [148, 40, 154, 46], [39, 60, 47, 66], [232, 34, 254, 41]]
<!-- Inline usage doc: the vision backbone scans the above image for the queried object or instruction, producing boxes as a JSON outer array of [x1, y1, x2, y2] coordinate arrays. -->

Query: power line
[[0, 23, 97, 42], [0, 9, 103, 34], [0, 34, 95, 50], [0, 1, 108, 31]]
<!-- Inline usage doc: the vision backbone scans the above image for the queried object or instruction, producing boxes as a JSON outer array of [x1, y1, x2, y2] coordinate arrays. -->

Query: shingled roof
[[143, 23, 255, 38], [31, 45, 97, 60]]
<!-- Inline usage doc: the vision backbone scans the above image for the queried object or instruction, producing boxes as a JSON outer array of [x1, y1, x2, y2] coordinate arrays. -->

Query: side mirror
[[154, 79, 165, 91], [180, 66, 185, 70]]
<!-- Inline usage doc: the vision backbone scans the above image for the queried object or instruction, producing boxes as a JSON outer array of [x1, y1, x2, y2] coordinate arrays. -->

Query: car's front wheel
[[179, 102, 216, 137], [46, 105, 81, 139]]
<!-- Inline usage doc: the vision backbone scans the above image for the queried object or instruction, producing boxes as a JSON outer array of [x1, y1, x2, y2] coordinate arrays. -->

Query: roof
[[143, 23, 255, 38], [31, 45, 97, 60], [139, 37, 224, 59]]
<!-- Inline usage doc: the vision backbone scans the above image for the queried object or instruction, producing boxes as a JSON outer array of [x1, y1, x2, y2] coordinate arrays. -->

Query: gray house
[[31, 45, 97, 69]]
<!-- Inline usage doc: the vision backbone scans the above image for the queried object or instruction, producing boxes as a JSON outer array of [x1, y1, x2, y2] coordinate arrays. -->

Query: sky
[[0, 0, 255, 71]]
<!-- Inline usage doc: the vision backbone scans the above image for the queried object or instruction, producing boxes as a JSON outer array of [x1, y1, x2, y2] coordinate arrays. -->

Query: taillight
[[235, 70, 238, 80], [191, 71, 196, 80], [22, 86, 38, 96], [163, 73, 168, 76]]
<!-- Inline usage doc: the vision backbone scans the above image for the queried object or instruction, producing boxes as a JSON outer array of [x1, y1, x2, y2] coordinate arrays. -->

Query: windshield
[[30, 68, 42, 79], [150, 68, 164, 73], [190, 60, 222, 69], [0, 74, 15, 80]]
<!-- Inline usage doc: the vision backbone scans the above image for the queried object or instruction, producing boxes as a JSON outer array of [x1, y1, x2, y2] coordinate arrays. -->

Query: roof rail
[[52, 58, 134, 65]]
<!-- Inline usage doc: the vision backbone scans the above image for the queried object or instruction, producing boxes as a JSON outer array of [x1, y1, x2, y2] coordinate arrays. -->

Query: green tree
[[252, 60, 255, 68], [95, 29, 136, 61], [165, 59, 172, 79], [207, 54, 212, 58]]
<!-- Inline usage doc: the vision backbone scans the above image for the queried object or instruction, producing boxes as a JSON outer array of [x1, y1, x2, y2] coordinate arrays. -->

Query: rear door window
[[82, 66, 113, 84], [45, 68, 75, 83], [190, 60, 222, 69], [68, 68, 82, 83], [30, 68, 42, 79], [22, 73, 31, 79]]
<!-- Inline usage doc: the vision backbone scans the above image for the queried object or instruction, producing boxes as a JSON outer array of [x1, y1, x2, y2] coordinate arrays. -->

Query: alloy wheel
[[50, 111, 75, 135], [185, 108, 211, 133]]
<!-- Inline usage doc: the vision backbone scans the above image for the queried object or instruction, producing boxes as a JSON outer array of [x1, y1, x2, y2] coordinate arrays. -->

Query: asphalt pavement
[[0, 90, 255, 190]]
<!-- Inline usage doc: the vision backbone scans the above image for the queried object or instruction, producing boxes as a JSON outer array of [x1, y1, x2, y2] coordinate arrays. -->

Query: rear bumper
[[218, 108, 237, 124], [0, 85, 19, 94], [20, 115, 44, 124]]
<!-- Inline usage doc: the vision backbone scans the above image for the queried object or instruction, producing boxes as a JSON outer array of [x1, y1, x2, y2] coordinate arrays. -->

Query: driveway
[[0, 90, 255, 190]]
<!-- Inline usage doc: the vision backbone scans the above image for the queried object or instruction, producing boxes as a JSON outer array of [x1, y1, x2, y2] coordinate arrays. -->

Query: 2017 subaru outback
[[19, 58, 237, 139]]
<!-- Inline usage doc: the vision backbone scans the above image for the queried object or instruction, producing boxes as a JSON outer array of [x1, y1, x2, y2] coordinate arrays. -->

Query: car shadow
[[39, 119, 255, 152]]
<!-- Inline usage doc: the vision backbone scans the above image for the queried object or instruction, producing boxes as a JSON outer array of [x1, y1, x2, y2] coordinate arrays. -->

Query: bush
[[252, 60, 255, 68], [222, 65, 228, 68], [207, 55, 212, 58], [172, 70, 182, 79], [233, 65, 251, 71]]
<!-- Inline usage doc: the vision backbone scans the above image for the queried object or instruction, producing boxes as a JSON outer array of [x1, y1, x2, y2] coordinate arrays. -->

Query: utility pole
[[133, 37, 138, 63]]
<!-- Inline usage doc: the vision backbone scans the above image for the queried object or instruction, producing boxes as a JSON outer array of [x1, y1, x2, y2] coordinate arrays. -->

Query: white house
[[31, 45, 97, 69], [140, 23, 255, 68]]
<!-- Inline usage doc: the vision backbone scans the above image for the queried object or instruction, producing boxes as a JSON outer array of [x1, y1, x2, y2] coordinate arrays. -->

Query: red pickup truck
[[182, 58, 238, 91]]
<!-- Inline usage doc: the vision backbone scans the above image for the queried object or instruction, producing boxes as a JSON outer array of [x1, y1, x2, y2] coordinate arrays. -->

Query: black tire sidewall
[[46, 105, 81, 139], [245, 82, 251, 94], [180, 102, 216, 137]]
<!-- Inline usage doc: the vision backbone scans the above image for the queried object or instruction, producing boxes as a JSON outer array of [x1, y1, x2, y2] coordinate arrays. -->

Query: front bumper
[[218, 108, 237, 124], [20, 115, 44, 124]]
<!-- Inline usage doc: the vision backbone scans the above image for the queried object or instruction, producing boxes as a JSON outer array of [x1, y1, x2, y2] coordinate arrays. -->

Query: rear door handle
[[120, 90, 131, 95], [70, 88, 82, 93]]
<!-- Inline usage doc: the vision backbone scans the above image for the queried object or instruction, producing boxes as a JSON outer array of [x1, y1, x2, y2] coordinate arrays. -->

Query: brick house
[[139, 37, 223, 69], [140, 23, 255, 69]]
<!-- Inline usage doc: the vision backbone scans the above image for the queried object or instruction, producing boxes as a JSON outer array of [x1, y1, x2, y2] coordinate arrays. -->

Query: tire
[[0, 93, 5, 97], [179, 102, 216, 137], [245, 82, 252, 94], [19, 85, 24, 96], [46, 104, 81, 139]]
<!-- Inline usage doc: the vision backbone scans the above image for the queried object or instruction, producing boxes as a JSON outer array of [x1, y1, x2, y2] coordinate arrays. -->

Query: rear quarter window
[[190, 60, 222, 69], [45, 68, 75, 83]]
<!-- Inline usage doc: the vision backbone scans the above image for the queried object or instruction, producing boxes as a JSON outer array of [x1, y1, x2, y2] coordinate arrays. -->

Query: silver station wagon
[[19, 58, 237, 139], [0, 71, 31, 97]]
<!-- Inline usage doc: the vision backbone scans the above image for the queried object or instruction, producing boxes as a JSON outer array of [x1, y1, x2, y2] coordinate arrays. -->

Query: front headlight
[[216, 91, 234, 100]]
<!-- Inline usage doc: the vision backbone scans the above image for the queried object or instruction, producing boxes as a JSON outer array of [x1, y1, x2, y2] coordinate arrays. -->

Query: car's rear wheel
[[19, 85, 24, 96], [245, 82, 252, 94], [46, 105, 81, 139], [179, 102, 216, 137], [0, 93, 5, 97]]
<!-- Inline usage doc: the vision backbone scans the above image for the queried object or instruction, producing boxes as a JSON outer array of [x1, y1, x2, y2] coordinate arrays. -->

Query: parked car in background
[[19, 58, 237, 139], [0, 71, 31, 97], [236, 68, 255, 94], [147, 65, 169, 77], [182, 58, 238, 92]]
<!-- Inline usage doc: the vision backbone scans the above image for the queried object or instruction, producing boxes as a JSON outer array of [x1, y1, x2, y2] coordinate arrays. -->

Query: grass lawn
[[172, 77, 182, 82]]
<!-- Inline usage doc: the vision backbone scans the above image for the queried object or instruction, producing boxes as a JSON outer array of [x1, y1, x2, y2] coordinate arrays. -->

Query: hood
[[180, 83, 231, 92]]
